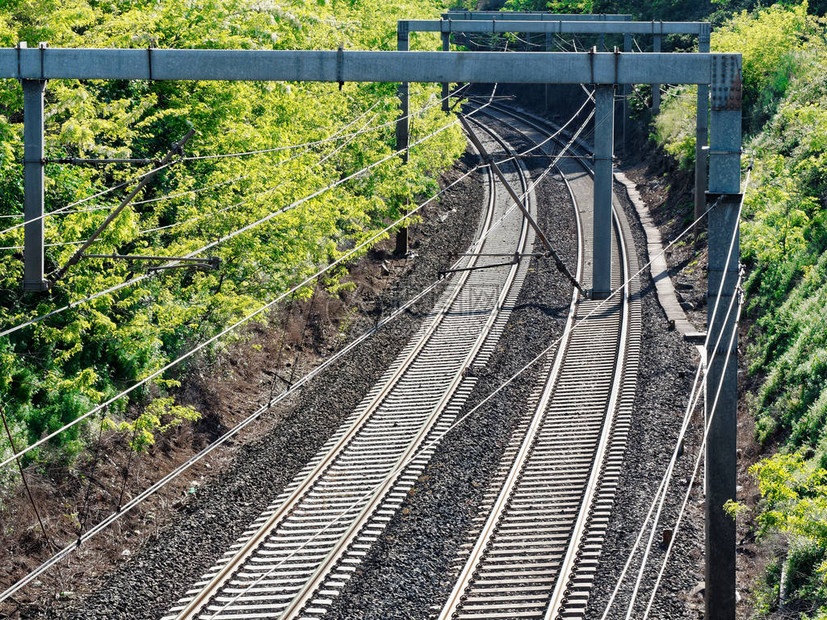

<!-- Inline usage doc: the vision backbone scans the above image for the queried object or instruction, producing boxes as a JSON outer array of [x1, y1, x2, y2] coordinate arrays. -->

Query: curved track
[[436, 104, 642, 620], [164, 120, 538, 620]]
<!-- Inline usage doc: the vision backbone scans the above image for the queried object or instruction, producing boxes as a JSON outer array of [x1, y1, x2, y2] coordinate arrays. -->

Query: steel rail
[[437, 115, 585, 619], [168, 160, 499, 620], [485, 105, 635, 620], [277, 119, 535, 620], [436, 103, 641, 620], [487, 103, 643, 619], [165, 126, 535, 620]]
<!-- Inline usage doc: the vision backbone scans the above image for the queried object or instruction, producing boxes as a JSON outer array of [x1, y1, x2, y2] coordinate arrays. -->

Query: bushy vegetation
[[0, 0, 467, 466], [650, 2, 827, 616]]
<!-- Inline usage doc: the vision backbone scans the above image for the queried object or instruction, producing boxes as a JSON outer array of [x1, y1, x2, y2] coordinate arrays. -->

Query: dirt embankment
[[0, 149, 485, 620]]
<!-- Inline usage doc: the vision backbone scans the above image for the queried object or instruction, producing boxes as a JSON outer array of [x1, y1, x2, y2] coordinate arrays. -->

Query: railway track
[[163, 118, 540, 620], [164, 103, 642, 620], [436, 104, 642, 620]]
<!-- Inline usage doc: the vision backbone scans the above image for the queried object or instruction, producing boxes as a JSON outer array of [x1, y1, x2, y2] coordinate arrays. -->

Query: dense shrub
[[0, 0, 466, 465]]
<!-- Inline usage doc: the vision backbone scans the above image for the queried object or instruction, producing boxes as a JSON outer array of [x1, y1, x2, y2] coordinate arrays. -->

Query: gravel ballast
[[323, 116, 580, 620], [322, 120, 706, 619], [19, 151, 486, 620]]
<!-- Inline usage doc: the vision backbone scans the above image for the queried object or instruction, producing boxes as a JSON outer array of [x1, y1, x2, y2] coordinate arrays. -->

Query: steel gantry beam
[[424, 13, 633, 111], [3, 48, 718, 83], [442, 11, 633, 21], [409, 19, 706, 34], [399, 17, 713, 218], [394, 11, 633, 253], [6, 46, 726, 297]]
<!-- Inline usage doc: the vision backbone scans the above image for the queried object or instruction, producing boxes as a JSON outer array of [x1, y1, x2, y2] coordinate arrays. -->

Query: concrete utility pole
[[621, 33, 632, 156], [395, 21, 410, 256], [592, 84, 615, 299], [21, 43, 49, 292], [696, 22, 712, 222], [652, 23, 662, 113], [441, 25, 450, 112], [705, 53, 742, 620], [22, 75, 48, 291]]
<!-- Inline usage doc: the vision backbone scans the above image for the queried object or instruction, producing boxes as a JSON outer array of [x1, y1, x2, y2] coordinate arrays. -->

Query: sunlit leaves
[[0, 0, 464, 461], [104, 396, 200, 452]]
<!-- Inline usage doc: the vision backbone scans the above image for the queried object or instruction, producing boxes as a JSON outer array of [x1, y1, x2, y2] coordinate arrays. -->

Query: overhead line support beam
[[6, 46, 733, 299], [2, 48, 720, 84], [400, 17, 712, 179], [407, 19, 705, 35], [442, 11, 633, 21]]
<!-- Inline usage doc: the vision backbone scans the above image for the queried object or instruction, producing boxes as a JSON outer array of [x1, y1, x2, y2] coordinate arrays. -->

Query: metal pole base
[[23, 279, 51, 292], [394, 228, 409, 256]]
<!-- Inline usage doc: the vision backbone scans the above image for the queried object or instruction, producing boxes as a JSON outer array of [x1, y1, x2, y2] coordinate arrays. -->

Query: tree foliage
[[751, 452, 827, 617], [0, 0, 465, 465]]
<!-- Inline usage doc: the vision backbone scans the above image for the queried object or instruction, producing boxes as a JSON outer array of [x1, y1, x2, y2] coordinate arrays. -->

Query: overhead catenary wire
[[0, 121, 374, 250], [619, 278, 742, 620], [201, 148, 736, 620], [617, 354, 709, 597], [0, 405, 57, 554], [133, 84, 464, 226], [641, 289, 744, 620], [461, 104, 595, 251], [0, 96, 487, 345], [625, 170, 751, 618], [423, 94, 594, 264], [138, 110, 380, 236], [0, 157, 486, 606], [26, 98, 385, 222], [8, 109, 381, 246], [0, 84, 500, 595], [599, 166, 751, 619], [1, 102, 731, 606], [627, 165, 752, 619], [0, 239, 103, 251], [0, 86, 464, 236], [0, 163, 172, 238], [597, 362, 706, 620], [179, 84, 468, 163], [417, 102, 593, 279], [595, 275, 744, 620], [0, 99, 494, 469]]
